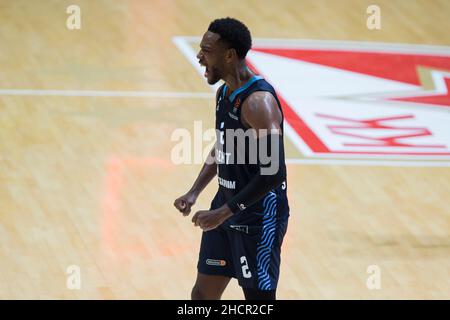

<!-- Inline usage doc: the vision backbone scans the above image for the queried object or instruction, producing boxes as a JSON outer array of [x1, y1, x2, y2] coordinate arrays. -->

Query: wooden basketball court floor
[[0, 0, 449, 299]]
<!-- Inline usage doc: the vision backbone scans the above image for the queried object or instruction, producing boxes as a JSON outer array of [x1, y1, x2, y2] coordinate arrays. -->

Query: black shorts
[[197, 217, 288, 290]]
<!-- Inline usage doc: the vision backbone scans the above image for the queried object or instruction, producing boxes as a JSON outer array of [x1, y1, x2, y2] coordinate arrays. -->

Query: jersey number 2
[[240, 256, 252, 279]]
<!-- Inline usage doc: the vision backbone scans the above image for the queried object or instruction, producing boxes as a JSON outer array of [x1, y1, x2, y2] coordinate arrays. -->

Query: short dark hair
[[208, 17, 252, 59]]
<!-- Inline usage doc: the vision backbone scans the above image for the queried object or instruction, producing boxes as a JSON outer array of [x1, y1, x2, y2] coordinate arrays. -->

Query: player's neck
[[223, 63, 254, 93]]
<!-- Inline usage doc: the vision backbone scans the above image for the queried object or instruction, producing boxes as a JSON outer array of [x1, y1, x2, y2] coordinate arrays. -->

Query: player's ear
[[225, 48, 237, 63]]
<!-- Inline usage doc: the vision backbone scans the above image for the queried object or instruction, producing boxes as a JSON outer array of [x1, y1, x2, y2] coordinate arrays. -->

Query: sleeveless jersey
[[210, 75, 290, 227]]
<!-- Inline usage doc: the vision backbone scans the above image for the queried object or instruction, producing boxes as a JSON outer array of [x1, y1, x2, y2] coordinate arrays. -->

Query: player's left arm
[[226, 91, 285, 212], [192, 91, 286, 231]]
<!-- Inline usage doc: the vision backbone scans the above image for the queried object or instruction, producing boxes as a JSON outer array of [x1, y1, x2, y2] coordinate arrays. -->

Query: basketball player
[[174, 18, 289, 300]]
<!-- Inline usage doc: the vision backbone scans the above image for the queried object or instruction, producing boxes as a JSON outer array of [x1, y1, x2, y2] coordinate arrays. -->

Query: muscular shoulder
[[241, 91, 282, 131]]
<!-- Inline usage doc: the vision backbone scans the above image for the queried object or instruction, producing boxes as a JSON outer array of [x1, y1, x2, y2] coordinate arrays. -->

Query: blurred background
[[0, 0, 449, 299]]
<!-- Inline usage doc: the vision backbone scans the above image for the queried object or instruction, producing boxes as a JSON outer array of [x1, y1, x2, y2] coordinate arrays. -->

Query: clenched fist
[[173, 191, 198, 216]]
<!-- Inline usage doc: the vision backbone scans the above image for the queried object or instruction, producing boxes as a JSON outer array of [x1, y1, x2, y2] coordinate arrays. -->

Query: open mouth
[[199, 60, 209, 78]]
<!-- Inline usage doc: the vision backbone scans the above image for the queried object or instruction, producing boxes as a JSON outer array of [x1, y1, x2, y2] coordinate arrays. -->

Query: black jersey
[[210, 75, 290, 227]]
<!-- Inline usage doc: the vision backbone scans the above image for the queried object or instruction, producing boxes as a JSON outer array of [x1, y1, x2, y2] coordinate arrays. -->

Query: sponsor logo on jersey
[[218, 176, 236, 189], [234, 97, 241, 108], [206, 259, 227, 266], [230, 225, 249, 234], [228, 112, 239, 120], [238, 203, 247, 210]]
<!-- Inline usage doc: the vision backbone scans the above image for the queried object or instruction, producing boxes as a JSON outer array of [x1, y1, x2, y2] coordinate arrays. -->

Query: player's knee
[[191, 284, 220, 300]]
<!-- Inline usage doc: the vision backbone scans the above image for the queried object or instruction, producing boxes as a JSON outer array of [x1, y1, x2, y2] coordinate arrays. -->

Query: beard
[[206, 67, 222, 85]]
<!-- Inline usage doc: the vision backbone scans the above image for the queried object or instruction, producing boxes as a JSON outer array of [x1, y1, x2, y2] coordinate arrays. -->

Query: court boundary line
[[285, 158, 450, 167], [0, 88, 214, 98]]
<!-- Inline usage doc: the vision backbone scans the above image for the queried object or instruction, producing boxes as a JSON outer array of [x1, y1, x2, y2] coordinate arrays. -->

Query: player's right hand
[[174, 192, 197, 216]]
